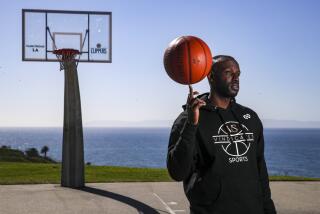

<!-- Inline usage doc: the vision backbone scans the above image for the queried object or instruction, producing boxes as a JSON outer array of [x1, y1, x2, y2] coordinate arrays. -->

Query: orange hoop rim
[[53, 48, 80, 56]]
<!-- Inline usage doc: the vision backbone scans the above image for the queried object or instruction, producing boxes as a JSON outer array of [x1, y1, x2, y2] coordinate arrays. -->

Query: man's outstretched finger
[[189, 85, 193, 98]]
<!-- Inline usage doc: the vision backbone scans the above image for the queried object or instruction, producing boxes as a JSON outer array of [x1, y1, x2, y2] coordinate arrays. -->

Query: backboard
[[22, 9, 112, 63]]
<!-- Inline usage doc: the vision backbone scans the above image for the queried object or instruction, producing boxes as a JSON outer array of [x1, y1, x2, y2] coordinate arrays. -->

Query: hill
[[0, 146, 56, 163]]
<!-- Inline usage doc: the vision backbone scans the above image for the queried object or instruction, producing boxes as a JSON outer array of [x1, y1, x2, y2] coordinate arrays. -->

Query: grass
[[0, 162, 319, 185], [268, 175, 320, 181], [0, 162, 172, 185]]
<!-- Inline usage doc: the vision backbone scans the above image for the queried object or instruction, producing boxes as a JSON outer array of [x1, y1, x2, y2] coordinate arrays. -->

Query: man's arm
[[167, 86, 206, 181], [256, 117, 277, 214], [167, 111, 198, 181]]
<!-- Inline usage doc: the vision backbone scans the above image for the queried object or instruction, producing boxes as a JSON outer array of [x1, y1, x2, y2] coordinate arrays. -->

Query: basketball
[[163, 36, 213, 85]]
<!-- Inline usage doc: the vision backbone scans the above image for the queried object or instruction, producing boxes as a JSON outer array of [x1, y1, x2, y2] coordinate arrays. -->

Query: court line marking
[[167, 202, 178, 205], [153, 193, 176, 214]]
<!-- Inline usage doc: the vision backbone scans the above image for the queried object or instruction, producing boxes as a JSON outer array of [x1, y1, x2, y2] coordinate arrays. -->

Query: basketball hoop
[[53, 48, 80, 71], [22, 9, 113, 188]]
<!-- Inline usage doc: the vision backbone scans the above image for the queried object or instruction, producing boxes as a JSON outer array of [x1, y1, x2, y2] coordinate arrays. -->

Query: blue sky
[[0, 0, 319, 127]]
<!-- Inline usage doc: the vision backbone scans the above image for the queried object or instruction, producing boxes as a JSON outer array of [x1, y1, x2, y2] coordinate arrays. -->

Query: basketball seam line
[[196, 38, 208, 81], [186, 39, 192, 85]]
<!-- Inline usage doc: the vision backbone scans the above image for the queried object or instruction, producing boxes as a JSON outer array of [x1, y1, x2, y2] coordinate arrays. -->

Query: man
[[167, 55, 277, 214]]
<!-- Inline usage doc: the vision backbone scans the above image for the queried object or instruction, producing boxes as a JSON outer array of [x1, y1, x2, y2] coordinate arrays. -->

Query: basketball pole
[[61, 59, 85, 188]]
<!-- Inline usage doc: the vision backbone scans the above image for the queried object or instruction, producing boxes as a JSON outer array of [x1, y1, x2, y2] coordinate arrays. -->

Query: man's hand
[[187, 85, 206, 125]]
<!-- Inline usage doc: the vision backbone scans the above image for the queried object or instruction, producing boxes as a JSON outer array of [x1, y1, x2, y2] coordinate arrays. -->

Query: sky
[[0, 0, 320, 127]]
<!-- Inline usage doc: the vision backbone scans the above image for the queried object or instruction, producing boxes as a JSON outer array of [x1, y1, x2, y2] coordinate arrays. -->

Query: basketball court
[[15, 8, 320, 214], [0, 182, 320, 214], [0, 182, 189, 214]]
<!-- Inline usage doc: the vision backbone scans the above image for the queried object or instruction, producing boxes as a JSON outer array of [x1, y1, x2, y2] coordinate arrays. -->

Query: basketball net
[[53, 49, 79, 71], [46, 27, 88, 71]]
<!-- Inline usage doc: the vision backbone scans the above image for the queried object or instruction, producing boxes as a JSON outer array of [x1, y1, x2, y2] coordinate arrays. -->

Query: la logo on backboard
[[212, 121, 254, 163]]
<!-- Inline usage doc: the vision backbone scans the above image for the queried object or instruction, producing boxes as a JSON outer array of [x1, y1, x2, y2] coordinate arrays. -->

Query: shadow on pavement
[[79, 186, 161, 214]]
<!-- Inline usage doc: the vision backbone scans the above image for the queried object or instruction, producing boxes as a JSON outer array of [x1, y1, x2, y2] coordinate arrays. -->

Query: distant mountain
[[85, 119, 320, 128], [84, 120, 173, 127], [262, 119, 320, 128]]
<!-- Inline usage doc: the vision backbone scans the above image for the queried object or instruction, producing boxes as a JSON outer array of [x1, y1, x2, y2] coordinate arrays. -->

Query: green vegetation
[[0, 146, 319, 184], [268, 175, 320, 181], [0, 162, 319, 185], [40, 145, 49, 158], [0, 146, 56, 163], [0, 162, 172, 184]]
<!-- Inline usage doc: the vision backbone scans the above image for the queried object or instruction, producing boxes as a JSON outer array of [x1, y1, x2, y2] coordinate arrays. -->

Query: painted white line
[[167, 202, 178, 205], [153, 193, 176, 214]]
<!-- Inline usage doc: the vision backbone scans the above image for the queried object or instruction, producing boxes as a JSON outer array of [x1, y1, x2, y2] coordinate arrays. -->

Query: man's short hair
[[209, 55, 239, 77]]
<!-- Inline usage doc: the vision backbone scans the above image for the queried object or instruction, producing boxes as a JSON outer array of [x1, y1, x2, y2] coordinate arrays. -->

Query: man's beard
[[215, 83, 238, 98]]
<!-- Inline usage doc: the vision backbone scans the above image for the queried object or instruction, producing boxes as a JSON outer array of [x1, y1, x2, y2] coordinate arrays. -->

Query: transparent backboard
[[22, 9, 112, 63]]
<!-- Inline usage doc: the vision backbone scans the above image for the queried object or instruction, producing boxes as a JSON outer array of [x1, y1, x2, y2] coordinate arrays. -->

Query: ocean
[[0, 127, 319, 178]]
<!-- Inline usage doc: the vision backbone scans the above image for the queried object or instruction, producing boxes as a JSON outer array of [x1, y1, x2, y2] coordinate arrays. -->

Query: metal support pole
[[61, 60, 85, 188]]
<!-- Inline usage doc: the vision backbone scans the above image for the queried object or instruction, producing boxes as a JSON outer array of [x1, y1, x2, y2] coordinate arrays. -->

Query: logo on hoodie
[[212, 121, 254, 163], [243, 113, 251, 119]]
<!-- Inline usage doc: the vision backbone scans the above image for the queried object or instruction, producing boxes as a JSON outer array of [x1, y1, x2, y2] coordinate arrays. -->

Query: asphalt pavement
[[0, 181, 319, 214]]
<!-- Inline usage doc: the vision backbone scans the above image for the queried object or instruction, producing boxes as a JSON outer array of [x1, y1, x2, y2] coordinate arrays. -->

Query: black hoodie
[[167, 93, 276, 214]]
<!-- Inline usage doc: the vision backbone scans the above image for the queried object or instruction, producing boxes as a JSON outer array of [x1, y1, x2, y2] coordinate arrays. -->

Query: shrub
[[25, 148, 40, 157]]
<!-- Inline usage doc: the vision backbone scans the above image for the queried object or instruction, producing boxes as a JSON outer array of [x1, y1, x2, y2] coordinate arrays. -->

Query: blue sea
[[0, 127, 319, 178]]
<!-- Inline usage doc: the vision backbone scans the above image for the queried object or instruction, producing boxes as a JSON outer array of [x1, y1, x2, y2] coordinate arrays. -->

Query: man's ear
[[207, 72, 214, 84]]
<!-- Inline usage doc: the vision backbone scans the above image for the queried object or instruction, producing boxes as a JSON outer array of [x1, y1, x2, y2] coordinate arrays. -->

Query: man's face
[[212, 60, 240, 98]]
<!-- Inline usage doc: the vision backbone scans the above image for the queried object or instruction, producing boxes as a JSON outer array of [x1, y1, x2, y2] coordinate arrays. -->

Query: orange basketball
[[163, 36, 213, 85]]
